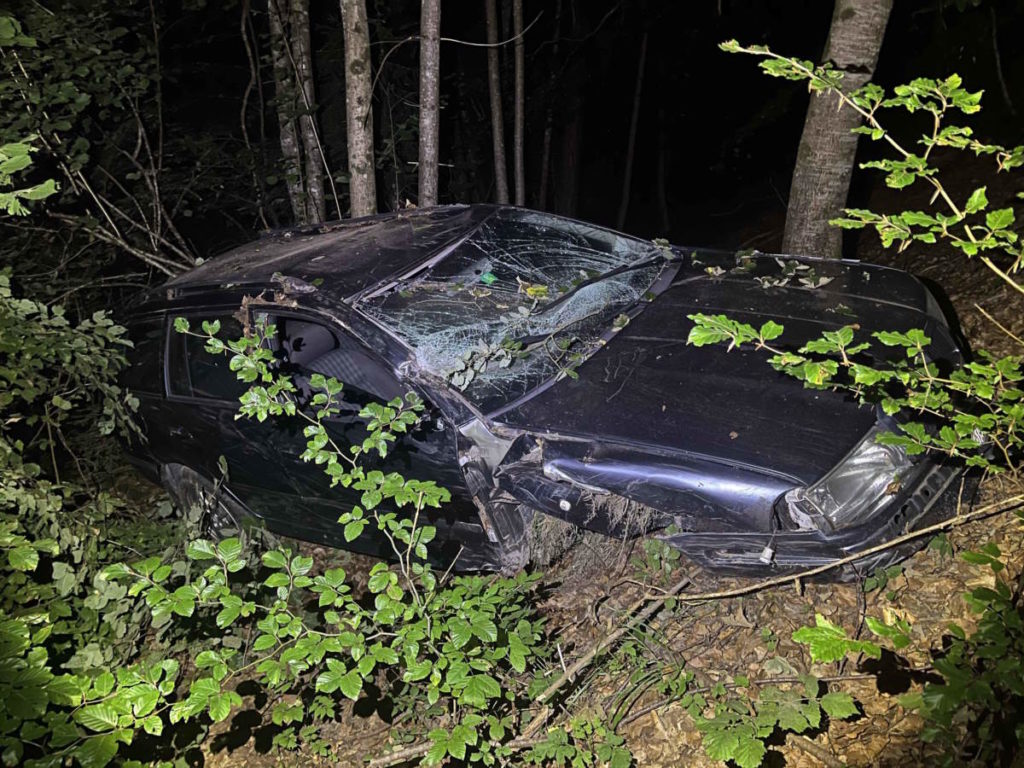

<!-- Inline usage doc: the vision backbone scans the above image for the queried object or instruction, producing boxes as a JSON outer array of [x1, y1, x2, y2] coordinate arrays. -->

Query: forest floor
[[192, 156, 1024, 768]]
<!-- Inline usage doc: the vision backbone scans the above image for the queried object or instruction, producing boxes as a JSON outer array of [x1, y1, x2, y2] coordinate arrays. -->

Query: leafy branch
[[721, 40, 1023, 297]]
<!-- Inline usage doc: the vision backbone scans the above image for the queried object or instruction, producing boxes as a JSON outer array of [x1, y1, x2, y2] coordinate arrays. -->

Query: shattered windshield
[[358, 208, 673, 413]]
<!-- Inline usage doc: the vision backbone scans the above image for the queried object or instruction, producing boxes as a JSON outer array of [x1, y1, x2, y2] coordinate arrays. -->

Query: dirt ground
[[608, 475, 1024, 768]]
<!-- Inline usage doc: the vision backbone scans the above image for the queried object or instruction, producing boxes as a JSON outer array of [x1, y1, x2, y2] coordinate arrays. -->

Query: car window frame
[[121, 311, 168, 399], [164, 306, 251, 408]]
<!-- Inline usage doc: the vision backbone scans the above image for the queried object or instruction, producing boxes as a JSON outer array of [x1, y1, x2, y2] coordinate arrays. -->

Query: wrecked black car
[[122, 204, 966, 575]]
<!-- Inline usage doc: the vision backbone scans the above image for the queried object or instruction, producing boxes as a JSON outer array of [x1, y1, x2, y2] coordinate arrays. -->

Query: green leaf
[[74, 733, 119, 768], [965, 187, 988, 214], [702, 727, 739, 761], [733, 735, 767, 768], [316, 659, 361, 700], [264, 572, 290, 588], [470, 616, 498, 643], [253, 634, 276, 651], [404, 659, 433, 682], [262, 550, 288, 569], [820, 691, 859, 720], [75, 703, 120, 732], [46, 675, 86, 706], [170, 586, 196, 617], [92, 671, 115, 697], [130, 687, 159, 718], [985, 208, 1015, 230], [8, 545, 39, 571], [425, 734, 448, 765], [760, 320, 784, 341], [190, 677, 220, 700], [508, 635, 527, 673], [609, 747, 632, 768], [186, 540, 217, 560], [792, 614, 881, 663], [449, 617, 473, 649], [217, 537, 243, 562], [864, 616, 912, 649], [216, 596, 243, 629], [339, 670, 362, 701], [207, 692, 236, 722], [461, 674, 501, 707], [344, 519, 366, 542]]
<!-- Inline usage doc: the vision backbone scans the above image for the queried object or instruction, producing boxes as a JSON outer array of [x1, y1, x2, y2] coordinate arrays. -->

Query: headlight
[[784, 423, 913, 532]]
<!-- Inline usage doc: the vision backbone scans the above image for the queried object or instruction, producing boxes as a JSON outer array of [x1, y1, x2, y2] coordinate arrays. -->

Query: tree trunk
[[554, 109, 581, 217], [290, 0, 325, 222], [782, 0, 893, 258], [656, 104, 670, 235], [485, 0, 509, 204], [268, 0, 306, 223], [417, 0, 441, 207], [616, 31, 647, 231], [340, 0, 378, 217], [512, 0, 525, 206], [536, 0, 563, 211], [452, 65, 483, 201]]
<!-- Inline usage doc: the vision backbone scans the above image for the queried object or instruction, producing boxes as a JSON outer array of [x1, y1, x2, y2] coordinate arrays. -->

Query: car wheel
[[161, 464, 249, 542]]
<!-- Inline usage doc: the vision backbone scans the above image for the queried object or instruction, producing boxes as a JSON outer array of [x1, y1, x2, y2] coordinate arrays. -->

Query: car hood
[[494, 255, 956, 485]]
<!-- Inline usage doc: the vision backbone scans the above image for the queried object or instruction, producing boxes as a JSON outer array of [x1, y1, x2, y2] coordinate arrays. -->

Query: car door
[[252, 309, 473, 554], [163, 309, 310, 530]]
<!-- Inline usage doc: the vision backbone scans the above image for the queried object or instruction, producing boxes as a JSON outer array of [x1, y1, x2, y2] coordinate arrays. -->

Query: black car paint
[[122, 205, 966, 576]]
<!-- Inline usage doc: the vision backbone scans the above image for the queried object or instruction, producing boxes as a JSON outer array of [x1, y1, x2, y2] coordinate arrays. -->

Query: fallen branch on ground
[[671, 491, 1024, 605], [786, 732, 846, 767]]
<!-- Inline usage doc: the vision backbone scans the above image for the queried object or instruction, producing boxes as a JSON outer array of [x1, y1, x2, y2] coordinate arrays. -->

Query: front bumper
[[660, 460, 969, 579]]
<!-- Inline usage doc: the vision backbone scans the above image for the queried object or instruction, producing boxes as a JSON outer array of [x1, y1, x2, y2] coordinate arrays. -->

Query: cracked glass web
[[358, 209, 670, 413]]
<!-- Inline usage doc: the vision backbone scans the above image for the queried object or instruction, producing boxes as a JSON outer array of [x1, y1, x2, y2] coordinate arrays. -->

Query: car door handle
[[169, 425, 194, 439]]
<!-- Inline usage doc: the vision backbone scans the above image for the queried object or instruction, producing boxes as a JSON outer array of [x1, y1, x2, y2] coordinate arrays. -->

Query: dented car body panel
[[123, 205, 966, 576]]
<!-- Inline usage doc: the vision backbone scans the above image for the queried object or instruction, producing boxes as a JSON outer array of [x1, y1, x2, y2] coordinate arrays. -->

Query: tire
[[161, 464, 249, 542]]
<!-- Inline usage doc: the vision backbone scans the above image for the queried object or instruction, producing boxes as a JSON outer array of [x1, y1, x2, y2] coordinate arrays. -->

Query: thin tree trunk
[[989, 6, 1016, 116], [452, 67, 483, 201], [268, 0, 306, 223], [485, 0, 509, 204], [512, 0, 525, 206], [782, 0, 893, 258], [537, 116, 552, 210], [616, 30, 647, 231], [239, 0, 271, 229], [656, 104, 670, 235], [340, 0, 378, 217], [555, 110, 581, 217], [290, 0, 325, 222], [418, 0, 441, 206], [536, 0, 563, 211]]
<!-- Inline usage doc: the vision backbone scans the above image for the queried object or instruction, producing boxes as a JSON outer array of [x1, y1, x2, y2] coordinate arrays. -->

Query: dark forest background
[[3, 0, 1022, 285]]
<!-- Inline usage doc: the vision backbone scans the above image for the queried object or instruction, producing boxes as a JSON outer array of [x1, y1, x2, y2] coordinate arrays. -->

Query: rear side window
[[168, 315, 247, 402], [123, 318, 165, 396]]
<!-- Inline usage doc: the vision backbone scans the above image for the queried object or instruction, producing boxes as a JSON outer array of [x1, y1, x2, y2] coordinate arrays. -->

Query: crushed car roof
[[163, 205, 494, 300]]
